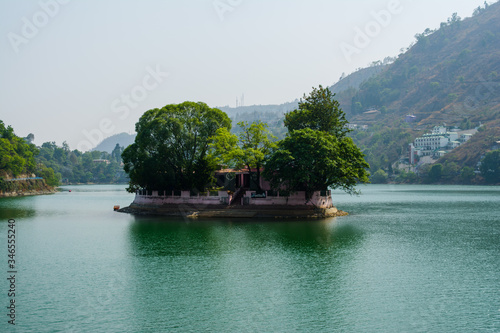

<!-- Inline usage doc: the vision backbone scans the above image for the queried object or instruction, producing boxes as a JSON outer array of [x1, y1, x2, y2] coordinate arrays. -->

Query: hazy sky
[[0, 0, 487, 150]]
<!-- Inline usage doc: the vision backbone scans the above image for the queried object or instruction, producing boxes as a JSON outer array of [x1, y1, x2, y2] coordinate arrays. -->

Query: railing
[[4, 177, 43, 182]]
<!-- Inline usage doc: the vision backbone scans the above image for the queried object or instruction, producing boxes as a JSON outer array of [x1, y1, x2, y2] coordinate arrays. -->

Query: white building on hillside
[[460, 133, 473, 142], [432, 126, 447, 135], [414, 134, 449, 151]]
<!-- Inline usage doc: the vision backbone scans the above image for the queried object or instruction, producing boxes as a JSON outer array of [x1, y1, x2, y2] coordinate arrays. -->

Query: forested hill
[[345, 1, 500, 126]]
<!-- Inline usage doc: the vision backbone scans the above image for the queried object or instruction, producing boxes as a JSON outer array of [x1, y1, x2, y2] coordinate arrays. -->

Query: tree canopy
[[0, 120, 38, 177], [264, 129, 369, 197], [36, 142, 126, 185], [264, 86, 370, 197], [211, 121, 277, 191], [284, 85, 350, 138], [122, 102, 231, 192], [480, 150, 500, 184]]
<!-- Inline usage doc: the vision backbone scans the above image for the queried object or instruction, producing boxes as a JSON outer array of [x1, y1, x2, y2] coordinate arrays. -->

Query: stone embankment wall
[[243, 191, 333, 208], [132, 190, 333, 209], [0, 179, 55, 197]]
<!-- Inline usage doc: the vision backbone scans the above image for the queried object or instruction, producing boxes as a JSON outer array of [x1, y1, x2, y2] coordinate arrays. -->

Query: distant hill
[[218, 101, 298, 118], [216, 65, 386, 121], [92, 132, 136, 153]]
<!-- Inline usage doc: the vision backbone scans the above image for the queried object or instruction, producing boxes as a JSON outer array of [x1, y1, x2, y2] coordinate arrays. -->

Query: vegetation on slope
[[437, 119, 500, 167], [37, 142, 127, 184], [0, 120, 38, 177], [348, 1, 500, 125], [1, 120, 128, 190], [0, 120, 59, 192]]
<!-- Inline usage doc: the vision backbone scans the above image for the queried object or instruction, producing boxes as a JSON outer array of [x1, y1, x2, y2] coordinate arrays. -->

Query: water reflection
[[0, 197, 37, 219], [128, 217, 364, 257], [126, 217, 365, 332]]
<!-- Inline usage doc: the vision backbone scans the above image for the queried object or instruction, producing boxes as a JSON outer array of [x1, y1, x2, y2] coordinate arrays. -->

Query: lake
[[1, 184, 499, 332]]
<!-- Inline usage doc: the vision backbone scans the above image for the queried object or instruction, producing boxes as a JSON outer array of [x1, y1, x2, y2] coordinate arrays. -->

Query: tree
[[371, 169, 388, 184], [122, 102, 231, 192], [448, 12, 461, 25], [264, 86, 369, 197], [111, 143, 123, 163], [395, 170, 418, 183], [442, 162, 459, 182], [264, 129, 369, 198], [284, 85, 350, 138], [211, 121, 277, 191], [38, 164, 60, 186], [428, 164, 443, 183], [0, 120, 39, 177], [460, 166, 475, 184], [480, 150, 500, 184]]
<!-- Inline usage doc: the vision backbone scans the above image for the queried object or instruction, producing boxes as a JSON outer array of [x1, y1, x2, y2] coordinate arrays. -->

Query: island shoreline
[[118, 203, 348, 219]]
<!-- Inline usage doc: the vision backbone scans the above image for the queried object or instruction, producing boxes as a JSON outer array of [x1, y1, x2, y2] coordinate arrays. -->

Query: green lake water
[[0, 184, 499, 332]]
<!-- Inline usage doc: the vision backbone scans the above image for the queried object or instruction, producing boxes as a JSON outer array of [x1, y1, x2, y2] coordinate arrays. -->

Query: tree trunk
[[256, 164, 262, 192]]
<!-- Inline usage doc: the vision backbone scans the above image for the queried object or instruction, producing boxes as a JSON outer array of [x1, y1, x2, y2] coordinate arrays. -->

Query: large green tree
[[284, 85, 350, 138], [427, 164, 443, 183], [264, 129, 369, 197], [122, 102, 231, 192], [263, 86, 370, 197], [211, 121, 277, 191]]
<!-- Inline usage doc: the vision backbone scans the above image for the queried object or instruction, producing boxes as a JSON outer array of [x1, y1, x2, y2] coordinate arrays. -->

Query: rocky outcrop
[[0, 179, 56, 197]]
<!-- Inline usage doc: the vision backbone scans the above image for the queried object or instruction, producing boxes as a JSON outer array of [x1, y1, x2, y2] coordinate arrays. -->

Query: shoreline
[[0, 189, 56, 197], [0, 178, 56, 198], [118, 203, 348, 219]]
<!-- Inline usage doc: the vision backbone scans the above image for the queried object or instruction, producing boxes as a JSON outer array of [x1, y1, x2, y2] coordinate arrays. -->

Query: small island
[[118, 86, 370, 218]]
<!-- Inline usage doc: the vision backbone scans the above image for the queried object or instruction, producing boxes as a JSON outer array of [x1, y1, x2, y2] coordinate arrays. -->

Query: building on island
[[133, 168, 333, 210], [125, 168, 339, 218]]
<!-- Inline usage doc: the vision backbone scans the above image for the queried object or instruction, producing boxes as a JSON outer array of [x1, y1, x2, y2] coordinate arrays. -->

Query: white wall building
[[460, 133, 473, 142], [448, 132, 459, 141], [432, 126, 447, 135], [414, 134, 449, 150]]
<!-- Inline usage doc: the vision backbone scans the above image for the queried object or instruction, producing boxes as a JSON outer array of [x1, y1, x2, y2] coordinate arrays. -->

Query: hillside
[[437, 118, 500, 167], [348, 1, 500, 127], [330, 64, 388, 94]]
